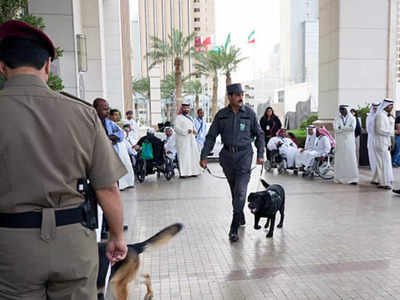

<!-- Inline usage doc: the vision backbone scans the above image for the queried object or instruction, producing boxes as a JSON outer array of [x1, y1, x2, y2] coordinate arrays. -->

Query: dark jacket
[[201, 105, 265, 160], [260, 115, 282, 139]]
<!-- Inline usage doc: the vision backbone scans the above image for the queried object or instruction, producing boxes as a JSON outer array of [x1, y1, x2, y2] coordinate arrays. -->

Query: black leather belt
[[223, 145, 250, 153], [0, 207, 83, 228]]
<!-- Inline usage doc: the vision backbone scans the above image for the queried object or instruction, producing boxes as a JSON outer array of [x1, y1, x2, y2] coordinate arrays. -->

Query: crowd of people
[[260, 100, 400, 190], [90, 98, 213, 188], [95, 95, 400, 192]]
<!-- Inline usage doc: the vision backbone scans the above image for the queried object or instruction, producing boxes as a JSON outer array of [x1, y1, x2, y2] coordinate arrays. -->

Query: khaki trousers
[[0, 222, 98, 300]]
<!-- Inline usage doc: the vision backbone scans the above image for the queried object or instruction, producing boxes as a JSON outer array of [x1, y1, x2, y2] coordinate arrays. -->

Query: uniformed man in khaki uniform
[[0, 20, 128, 299]]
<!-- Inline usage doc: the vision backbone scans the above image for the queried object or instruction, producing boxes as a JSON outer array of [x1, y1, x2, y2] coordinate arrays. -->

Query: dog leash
[[204, 164, 264, 180]]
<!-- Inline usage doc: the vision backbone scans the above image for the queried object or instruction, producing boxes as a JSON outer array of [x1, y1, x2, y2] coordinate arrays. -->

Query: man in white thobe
[[175, 102, 201, 177], [296, 126, 316, 168], [267, 128, 298, 168], [109, 114, 134, 190], [124, 110, 139, 143], [296, 127, 332, 169], [334, 105, 359, 184], [164, 127, 177, 161], [366, 103, 380, 174], [194, 108, 207, 151], [372, 99, 394, 189]]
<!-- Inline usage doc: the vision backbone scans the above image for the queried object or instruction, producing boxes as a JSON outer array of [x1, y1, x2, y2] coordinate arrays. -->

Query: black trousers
[[219, 148, 253, 216]]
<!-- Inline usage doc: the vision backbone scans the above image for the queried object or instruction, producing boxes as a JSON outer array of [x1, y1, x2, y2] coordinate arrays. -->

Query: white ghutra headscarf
[[366, 102, 380, 136], [377, 98, 394, 113], [338, 105, 352, 127]]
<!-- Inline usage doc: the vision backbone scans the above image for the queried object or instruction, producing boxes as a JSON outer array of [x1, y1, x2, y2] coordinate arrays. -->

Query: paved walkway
[[121, 164, 400, 300]]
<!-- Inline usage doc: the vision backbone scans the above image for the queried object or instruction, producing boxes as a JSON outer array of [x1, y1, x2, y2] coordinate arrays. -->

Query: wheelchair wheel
[[277, 160, 287, 174], [318, 160, 334, 180], [164, 157, 175, 181], [136, 159, 146, 183], [165, 169, 175, 181], [265, 160, 273, 172]]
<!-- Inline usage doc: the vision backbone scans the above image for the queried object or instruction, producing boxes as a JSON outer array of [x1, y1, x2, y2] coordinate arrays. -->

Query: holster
[[77, 179, 99, 230]]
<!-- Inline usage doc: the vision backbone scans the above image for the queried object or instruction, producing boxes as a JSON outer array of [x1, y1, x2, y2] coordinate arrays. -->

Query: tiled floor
[[121, 164, 400, 299]]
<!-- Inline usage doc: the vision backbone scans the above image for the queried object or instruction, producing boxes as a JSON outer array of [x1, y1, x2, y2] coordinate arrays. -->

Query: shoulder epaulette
[[60, 91, 92, 107]]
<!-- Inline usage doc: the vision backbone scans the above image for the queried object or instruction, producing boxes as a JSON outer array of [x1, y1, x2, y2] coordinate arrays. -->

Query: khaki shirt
[[0, 75, 127, 213]]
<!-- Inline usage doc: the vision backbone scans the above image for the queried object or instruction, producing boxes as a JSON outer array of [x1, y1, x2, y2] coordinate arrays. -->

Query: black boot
[[229, 213, 240, 242], [239, 211, 246, 226]]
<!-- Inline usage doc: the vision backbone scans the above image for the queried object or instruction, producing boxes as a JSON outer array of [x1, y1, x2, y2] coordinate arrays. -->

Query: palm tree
[[161, 72, 191, 121], [193, 51, 223, 119], [184, 80, 202, 113], [146, 29, 196, 122], [161, 73, 176, 100], [220, 45, 247, 105]]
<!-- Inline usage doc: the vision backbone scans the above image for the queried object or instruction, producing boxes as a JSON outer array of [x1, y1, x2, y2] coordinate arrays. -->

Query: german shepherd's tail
[[128, 223, 183, 254]]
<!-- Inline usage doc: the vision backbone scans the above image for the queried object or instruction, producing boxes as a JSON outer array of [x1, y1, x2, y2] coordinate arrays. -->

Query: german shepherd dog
[[97, 223, 183, 300], [247, 180, 285, 238]]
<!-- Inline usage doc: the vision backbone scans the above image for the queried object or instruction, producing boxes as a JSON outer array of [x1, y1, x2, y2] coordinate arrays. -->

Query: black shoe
[[229, 213, 240, 242], [123, 225, 129, 231], [229, 231, 239, 242]]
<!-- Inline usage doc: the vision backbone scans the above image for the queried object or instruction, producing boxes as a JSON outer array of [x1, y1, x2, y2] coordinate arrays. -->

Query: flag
[[210, 46, 222, 54], [194, 36, 202, 47], [224, 33, 231, 49], [248, 30, 255, 44], [202, 37, 211, 47]]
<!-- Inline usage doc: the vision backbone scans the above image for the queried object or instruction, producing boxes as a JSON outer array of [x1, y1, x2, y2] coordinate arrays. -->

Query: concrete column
[[80, 0, 107, 102], [318, 0, 395, 123], [29, 0, 79, 96], [149, 66, 162, 126], [103, 0, 125, 112], [120, 0, 133, 112]]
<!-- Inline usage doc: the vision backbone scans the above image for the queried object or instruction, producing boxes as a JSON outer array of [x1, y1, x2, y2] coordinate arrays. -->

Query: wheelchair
[[134, 143, 176, 183], [265, 150, 288, 174], [302, 149, 335, 180]]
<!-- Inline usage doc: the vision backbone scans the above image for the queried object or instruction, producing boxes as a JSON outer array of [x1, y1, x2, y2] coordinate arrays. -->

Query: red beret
[[0, 20, 56, 60]]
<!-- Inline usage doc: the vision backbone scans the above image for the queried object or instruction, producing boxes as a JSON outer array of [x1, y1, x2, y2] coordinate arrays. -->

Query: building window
[[194, 27, 201, 31], [194, 17, 200, 22], [194, 8, 200, 12], [278, 90, 285, 103]]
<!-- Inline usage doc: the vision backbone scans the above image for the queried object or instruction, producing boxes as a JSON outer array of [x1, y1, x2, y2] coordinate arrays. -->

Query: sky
[[214, 0, 281, 83]]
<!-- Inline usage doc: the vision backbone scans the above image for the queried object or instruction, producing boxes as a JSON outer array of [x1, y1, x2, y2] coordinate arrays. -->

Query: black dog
[[247, 179, 285, 238]]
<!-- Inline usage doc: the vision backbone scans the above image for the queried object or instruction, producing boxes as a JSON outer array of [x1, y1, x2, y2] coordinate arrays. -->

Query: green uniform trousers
[[0, 223, 98, 300]]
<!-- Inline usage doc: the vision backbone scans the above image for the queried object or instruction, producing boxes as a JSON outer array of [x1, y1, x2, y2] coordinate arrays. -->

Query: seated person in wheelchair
[[164, 126, 177, 161], [267, 128, 298, 168], [134, 128, 165, 173], [295, 127, 335, 170]]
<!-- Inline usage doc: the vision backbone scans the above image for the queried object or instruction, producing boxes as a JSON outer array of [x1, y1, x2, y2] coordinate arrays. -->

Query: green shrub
[[299, 114, 318, 130], [48, 73, 64, 91], [356, 106, 370, 129], [288, 129, 307, 148]]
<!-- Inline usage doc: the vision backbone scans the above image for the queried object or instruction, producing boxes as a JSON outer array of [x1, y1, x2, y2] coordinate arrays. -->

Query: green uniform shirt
[[0, 74, 127, 213]]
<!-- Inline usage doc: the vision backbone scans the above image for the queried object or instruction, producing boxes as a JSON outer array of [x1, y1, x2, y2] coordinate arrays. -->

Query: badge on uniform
[[240, 123, 246, 131]]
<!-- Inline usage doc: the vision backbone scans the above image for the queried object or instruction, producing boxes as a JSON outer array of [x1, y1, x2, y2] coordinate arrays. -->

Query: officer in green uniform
[[0, 20, 128, 299], [200, 83, 265, 242]]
